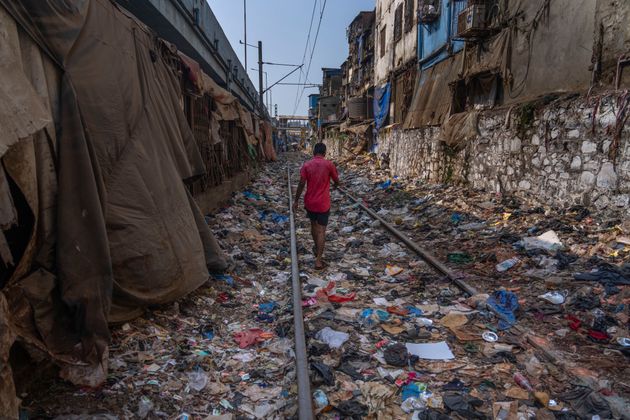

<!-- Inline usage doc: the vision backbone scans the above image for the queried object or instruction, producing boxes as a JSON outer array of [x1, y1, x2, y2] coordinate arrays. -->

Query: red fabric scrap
[[233, 329, 264, 348], [587, 329, 610, 342], [316, 281, 356, 303], [387, 306, 410, 316], [565, 315, 582, 331]]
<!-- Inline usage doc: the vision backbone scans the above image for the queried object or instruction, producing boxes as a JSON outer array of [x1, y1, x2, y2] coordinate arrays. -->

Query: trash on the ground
[[187, 369, 208, 392], [406, 342, 455, 360], [538, 290, 567, 304], [617, 337, 630, 347], [496, 257, 520, 272], [482, 331, 499, 342], [316, 327, 349, 348], [518, 230, 564, 252], [27, 154, 630, 419], [385, 265, 404, 276], [313, 389, 329, 410], [513, 372, 534, 392]]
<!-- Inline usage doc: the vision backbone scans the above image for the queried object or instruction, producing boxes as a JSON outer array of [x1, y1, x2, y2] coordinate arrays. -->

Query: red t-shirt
[[300, 156, 339, 213]]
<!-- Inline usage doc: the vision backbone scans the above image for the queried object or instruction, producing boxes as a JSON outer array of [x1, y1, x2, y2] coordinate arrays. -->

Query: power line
[[293, 0, 327, 116], [291, 0, 319, 115]]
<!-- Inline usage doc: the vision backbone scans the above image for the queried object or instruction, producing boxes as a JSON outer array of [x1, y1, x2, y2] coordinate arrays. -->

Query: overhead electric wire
[[291, 0, 319, 115], [292, 0, 327, 115], [292, 0, 327, 116]]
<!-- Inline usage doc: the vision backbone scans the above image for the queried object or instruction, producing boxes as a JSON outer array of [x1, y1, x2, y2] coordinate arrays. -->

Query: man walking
[[293, 143, 340, 270]]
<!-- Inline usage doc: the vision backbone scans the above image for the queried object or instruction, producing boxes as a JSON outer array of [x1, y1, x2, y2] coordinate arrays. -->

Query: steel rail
[[287, 167, 314, 419], [337, 187, 479, 297]]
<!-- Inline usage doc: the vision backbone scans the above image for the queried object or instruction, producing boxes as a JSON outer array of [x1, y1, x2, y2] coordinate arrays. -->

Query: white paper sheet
[[405, 342, 455, 360]]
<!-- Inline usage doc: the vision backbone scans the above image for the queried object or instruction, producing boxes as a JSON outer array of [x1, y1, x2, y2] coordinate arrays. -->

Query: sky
[[209, 0, 375, 116]]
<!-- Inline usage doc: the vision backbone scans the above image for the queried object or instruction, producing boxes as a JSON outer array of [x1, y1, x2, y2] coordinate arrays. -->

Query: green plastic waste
[[447, 252, 473, 264]]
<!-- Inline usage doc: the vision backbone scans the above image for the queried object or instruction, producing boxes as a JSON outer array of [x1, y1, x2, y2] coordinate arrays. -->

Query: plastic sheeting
[[373, 82, 391, 130], [440, 112, 478, 147], [0, 0, 228, 389], [0, 293, 18, 419], [0, 9, 50, 157], [405, 0, 597, 130], [403, 53, 463, 128]]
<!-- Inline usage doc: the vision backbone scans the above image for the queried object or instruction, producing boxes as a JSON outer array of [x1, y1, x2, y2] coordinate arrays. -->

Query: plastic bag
[[315, 327, 349, 348], [187, 369, 208, 391]]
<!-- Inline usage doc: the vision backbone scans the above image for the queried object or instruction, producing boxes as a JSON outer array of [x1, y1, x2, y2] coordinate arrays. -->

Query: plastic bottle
[[513, 372, 533, 392], [313, 389, 329, 409], [496, 257, 520, 272]]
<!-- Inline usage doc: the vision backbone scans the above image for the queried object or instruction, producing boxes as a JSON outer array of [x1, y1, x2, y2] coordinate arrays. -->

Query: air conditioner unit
[[418, 1, 440, 23], [457, 5, 487, 38]]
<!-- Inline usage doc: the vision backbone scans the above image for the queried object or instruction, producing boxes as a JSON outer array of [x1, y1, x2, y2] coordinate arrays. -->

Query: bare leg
[[315, 223, 326, 269], [310, 220, 317, 255]]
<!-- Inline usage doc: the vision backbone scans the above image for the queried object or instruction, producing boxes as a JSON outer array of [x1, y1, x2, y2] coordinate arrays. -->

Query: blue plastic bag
[[486, 290, 519, 330]]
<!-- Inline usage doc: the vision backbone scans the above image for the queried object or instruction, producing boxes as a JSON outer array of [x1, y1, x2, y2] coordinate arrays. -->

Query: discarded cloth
[[486, 290, 519, 330], [573, 263, 630, 286]]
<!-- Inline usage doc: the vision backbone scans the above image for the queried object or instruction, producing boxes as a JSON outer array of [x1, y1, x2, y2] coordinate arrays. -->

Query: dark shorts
[[306, 209, 330, 226]]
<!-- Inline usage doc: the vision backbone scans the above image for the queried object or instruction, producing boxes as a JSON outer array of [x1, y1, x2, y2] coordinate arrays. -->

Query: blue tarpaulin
[[373, 82, 391, 130]]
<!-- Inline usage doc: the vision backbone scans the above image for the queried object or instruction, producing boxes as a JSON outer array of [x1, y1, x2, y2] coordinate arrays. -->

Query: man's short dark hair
[[313, 143, 326, 156]]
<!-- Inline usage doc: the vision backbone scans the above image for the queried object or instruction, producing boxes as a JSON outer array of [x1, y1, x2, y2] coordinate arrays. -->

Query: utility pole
[[258, 40, 264, 113], [243, 0, 247, 71], [265, 72, 269, 111]]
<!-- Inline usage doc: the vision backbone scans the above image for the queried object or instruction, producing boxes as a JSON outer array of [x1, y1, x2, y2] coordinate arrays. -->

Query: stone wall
[[327, 92, 630, 213]]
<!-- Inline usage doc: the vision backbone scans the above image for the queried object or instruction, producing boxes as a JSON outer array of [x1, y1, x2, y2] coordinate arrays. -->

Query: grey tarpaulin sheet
[[404, 0, 596, 130], [463, 0, 595, 103], [0, 0, 227, 391], [440, 112, 479, 148], [403, 54, 463, 128]]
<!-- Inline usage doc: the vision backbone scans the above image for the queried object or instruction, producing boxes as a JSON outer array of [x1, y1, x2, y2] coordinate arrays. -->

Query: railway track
[[286, 165, 482, 418]]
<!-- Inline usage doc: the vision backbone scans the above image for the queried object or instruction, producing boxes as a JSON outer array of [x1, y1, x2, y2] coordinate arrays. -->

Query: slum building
[[374, 0, 419, 127], [0, 0, 275, 416], [308, 93, 321, 134], [318, 68, 344, 140], [325, 0, 630, 212], [343, 10, 376, 121], [335, 10, 378, 156]]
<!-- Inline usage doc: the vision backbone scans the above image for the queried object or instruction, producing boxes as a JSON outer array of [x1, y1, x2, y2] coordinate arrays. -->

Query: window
[[394, 4, 403, 42], [380, 25, 387, 57], [404, 0, 415, 33]]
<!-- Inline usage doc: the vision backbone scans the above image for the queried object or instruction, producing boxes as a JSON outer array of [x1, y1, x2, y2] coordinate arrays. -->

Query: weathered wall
[[327, 92, 630, 213], [374, 0, 417, 85], [595, 0, 630, 87]]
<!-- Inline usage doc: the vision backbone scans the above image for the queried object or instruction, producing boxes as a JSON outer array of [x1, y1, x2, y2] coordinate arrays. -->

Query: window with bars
[[404, 0, 415, 33], [394, 4, 403, 43], [380, 25, 387, 57]]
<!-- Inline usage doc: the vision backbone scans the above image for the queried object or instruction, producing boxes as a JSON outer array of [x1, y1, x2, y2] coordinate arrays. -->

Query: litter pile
[[22, 161, 300, 419], [21, 151, 629, 419], [298, 153, 629, 419]]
